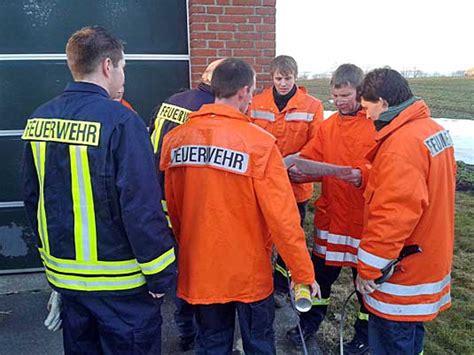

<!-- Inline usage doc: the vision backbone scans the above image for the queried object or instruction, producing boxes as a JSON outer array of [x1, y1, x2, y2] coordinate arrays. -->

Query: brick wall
[[188, 0, 276, 91]]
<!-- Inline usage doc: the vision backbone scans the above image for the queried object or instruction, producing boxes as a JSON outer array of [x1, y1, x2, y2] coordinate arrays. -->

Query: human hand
[[337, 168, 361, 187], [288, 165, 314, 183], [44, 290, 62, 332], [356, 274, 380, 295], [309, 280, 321, 299]]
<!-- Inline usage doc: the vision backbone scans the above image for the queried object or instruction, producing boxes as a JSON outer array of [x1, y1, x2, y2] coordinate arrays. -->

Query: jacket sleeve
[[254, 145, 315, 285], [21, 142, 41, 247], [308, 101, 324, 141], [299, 124, 325, 182], [358, 152, 428, 280], [113, 114, 177, 293]]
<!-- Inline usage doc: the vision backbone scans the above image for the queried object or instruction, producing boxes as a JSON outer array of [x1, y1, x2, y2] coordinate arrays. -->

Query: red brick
[[208, 40, 225, 49], [262, 0, 276, 5], [256, 24, 274, 32], [206, 6, 224, 14], [190, 5, 206, 13], [225, 7, 255, 15], [263, 49, 276, 57], [256, 7, 276, 15], [234, 32, 260, 41], [262, 32, 276, 41], [218, 15, 248, 23], [233, 49, 262, 57], [232, 0, 261, 5], [192, 49, 218, 57], [217, 32, 233, 40], [248, 16, 262, 23], [226, 40, 254, 49], [238, 24, 254, 31], [190, 0, 215, 4], [192, 31, 217, 40], [217, 49, 232, 57], [208, 23, 237, 31], [190, 57, 209, 65], [216, 0, 231, 4], [255, 41, 274, 49], [192, 14, 218, 23], [190, 39, 207, 47], [189, 23, 206, 32], [256, 57, 272, 65], [263, 16, 275, 24]]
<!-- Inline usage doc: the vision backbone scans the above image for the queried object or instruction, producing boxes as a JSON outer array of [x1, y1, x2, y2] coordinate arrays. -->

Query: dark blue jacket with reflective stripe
[[22, 82, 176, 296], [149, 83, 215, 189]]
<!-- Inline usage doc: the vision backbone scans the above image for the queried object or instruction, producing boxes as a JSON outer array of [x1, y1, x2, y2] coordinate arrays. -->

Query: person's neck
[[215, 97, 242, 113], [76, 76, 110, 96]]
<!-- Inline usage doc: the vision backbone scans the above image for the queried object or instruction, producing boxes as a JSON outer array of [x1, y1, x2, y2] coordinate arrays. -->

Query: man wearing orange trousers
[[249, 55, 324, 306], [161, 58, 319, 354]]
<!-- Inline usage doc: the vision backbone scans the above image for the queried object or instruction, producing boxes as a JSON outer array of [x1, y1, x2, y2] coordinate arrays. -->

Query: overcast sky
[[276, 0, 472, 74]]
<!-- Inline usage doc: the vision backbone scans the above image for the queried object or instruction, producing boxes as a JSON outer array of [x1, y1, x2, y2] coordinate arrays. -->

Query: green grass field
[[299, 77, 474, 120], [302, 190, 473, 354]]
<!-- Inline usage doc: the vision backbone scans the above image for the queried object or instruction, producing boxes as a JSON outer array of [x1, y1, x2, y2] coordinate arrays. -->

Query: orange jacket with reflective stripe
[[160, 103, 315, 304], [358, 100, 456, 322], [300, 110, 375, 267], [249, 86, 324, 202]]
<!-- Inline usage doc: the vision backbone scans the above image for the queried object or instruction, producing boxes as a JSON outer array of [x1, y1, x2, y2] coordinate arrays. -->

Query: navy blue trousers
[[61, 292, 163, 355], [174, 296, 196, 339], [369, 313, 424, 355], [194, 295, 276, 355]]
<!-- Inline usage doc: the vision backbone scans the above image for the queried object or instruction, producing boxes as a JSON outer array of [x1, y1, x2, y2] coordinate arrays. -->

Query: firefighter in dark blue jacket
[[148, 58, 223, 352], [21, 26, 176, 354]]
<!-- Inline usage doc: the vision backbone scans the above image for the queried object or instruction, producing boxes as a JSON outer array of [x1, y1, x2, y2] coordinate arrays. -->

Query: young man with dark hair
[[357, 68, 455, 354], [286, 64, 375, 354], [21, 26, 176, 354], [249, 55, 324, 307], [160, 58, 319, 354], [148, 58, 224, 352]]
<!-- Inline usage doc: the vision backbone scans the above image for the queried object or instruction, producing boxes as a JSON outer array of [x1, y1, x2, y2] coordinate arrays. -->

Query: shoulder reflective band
[[312, 297, 330, 306], [70, 145, 97, 262], [31, 142, 49, 253], [22, 118, 101, 146], [170, 145, 249, 174], [424, 130, 453, 157], [45, 269, 146, 292], [250, 110, 275, 122], [285, 112, 314, 122], [139, 247, 176, 275]]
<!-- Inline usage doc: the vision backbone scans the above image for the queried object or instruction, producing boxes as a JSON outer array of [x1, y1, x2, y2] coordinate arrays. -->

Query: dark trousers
[[274, 201, 308, 293], [194, 295, 276, 355], [300, 255, 369, 342], [174, 296, 196, 339], [61, 292, 163, 355], [369, 313, 424, 355]]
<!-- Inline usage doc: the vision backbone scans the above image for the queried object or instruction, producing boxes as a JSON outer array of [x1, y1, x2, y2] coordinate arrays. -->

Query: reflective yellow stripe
[[161, 200, 172, 228], [152, 115, 166, 153], [312, 297, 330, 306], [419, 351, 424, 355], [45, 269, 146, 291], [139, 247, 176, 275], [39, 249, 140, 275], [275, 263, 288, 278], [358, 311, 369, 321], [31, 142, 49, 253], [70, 145, 97, 261]]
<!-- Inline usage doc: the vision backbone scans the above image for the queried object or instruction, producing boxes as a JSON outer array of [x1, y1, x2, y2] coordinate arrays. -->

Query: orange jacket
[[300, 110, 375, 267], [358, 100, 456, 322], [120, 98, 136, 112], [160, 103, 315, 304], [249, 86, 324, 202]]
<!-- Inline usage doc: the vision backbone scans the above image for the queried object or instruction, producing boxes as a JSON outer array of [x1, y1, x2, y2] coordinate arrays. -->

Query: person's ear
[[102, 58, 112, 78], [237, 86, 248, 99], [380, 97, 389, 109]]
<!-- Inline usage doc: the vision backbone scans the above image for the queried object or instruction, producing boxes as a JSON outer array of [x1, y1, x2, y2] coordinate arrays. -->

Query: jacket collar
[[189, 103, 251, 123], [261, 85, 308, 112], [64, 81, 110, 98]]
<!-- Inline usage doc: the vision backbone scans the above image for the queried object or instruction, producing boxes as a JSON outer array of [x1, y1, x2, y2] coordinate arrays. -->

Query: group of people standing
[[21, 26, 455, 355]]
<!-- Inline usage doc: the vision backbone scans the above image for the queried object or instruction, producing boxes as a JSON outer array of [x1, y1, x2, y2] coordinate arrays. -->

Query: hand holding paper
[[294, 157, 353, 178]]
